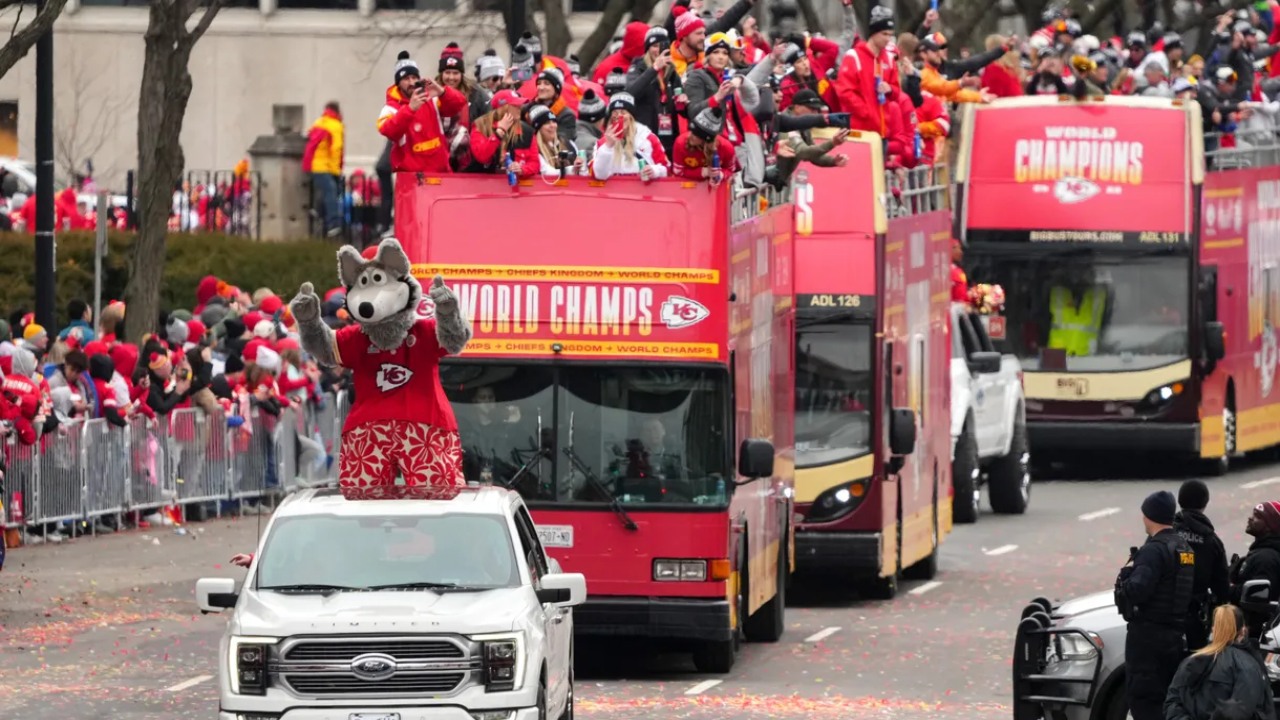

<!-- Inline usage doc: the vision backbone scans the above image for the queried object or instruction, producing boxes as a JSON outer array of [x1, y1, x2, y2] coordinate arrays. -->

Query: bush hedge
[[0, 232, 343, 317]]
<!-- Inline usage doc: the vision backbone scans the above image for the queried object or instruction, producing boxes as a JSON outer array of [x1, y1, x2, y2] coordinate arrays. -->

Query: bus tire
[[988, 415, 1030, 515], [743, 528, 786, 643], [952, 419, 980, 525]]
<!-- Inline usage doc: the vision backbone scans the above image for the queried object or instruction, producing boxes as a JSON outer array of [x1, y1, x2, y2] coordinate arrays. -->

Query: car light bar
[[653, 559, 707, 581]]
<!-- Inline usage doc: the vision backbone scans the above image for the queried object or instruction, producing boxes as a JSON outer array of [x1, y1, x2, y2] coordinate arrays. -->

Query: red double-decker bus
[[790, 133, 952, 598], [394, 174, 795, 673], [955, 97, 1237, 469]]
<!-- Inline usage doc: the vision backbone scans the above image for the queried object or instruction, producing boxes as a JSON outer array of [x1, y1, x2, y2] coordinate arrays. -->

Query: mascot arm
[[290, 282, 340, 368], [430, 275, 472, 356]]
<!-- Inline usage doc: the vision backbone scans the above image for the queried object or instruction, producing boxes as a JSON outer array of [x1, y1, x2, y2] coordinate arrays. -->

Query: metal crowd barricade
[[275, 406, 301, 491], [230, 411, 272, 501], [82, 418, 129, 522], [128, 415, 172, 514], [170, 408, 226, 506], [39, 420, 85, 525], [2, 437, 37, 529]]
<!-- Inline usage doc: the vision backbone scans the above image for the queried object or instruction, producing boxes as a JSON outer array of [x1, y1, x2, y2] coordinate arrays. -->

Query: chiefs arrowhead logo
[[417, 297, 436, 319], [1053, 176, 1101, 205], [660, 296, 710, 329], [376, 363, 413, 392]]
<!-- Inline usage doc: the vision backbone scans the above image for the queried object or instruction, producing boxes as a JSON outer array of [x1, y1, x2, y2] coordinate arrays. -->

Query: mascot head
[[338, 238, 422, 350]]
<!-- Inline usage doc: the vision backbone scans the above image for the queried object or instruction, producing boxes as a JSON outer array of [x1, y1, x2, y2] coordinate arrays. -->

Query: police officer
[[1174, 479, 1230, 650], [1116, 490, 1195, 720]]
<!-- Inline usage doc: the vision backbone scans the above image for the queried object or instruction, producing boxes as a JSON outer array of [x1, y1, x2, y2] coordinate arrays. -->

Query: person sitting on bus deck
[[531, 68, 578, 147], [1046, 272, 1108, 357], [673, 107, 739, 181], [591, 92, 670, 180], [378, 51, 468, 174], [510, 106, 585, 179], [468, 90, 532, 173], [1069, 54, 1109, 97]]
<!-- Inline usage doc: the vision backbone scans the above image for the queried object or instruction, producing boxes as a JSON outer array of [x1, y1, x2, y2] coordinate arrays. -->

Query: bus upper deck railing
[[1205, 132, 1280, 171], [885, 164, 951, 219]]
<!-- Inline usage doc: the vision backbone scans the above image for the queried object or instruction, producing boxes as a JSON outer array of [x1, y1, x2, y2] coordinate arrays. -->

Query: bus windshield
[[795, 320, 873, 467], [442, 364, 730, 508], [966, 241, 1190, 372]]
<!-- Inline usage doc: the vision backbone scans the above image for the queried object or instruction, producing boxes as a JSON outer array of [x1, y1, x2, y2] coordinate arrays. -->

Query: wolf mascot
[[290, 238, 472, 498]]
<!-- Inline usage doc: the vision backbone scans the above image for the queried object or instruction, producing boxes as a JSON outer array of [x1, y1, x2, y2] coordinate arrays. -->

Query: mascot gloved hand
[[291, 238, 473, 500]]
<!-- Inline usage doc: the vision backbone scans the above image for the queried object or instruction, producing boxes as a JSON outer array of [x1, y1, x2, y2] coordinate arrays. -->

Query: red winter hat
[[82, 340, 110, 357], [1252, 501, 1280, 536], [440, 41, 465, 73], [187, 319, 206, 340], [243, 311, 264, 332], [243, 337, 268, 363], [275, 337, 300, 353], [259, 295, 284, 316], [673, 6, 705, 41]]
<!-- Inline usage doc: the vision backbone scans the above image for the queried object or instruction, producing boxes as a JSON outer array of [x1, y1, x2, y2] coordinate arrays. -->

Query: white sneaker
[[46, 531, 66, 543], [24, 532, 44, 545]]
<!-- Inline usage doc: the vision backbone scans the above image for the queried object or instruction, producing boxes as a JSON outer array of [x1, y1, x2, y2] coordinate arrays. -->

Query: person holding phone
[[683, 32, 767, 186], [509, 105, 583, 179], [377, 50, 468, 174], [590, 92, 669, 180], [626, 29, 686, 156]]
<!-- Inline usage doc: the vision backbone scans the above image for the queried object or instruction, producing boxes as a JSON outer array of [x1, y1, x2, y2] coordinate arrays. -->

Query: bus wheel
[[952, 420, 980, 525], [989, 416, 1030, 515], [1205, 406, 1236, 476], [743, 532, 787, 643]]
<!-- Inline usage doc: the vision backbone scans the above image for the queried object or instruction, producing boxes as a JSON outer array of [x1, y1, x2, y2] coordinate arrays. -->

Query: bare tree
[[54, 46, 133, 183], [539, 0, 572, 57], [0, 0, 70, 82], [123, 0, 222, 346]]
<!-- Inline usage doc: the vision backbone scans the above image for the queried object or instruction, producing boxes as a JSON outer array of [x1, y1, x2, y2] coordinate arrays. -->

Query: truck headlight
[[229, 636, 277, 696], [473, 632, 524, 692], [1053, 632, 1102, 662]]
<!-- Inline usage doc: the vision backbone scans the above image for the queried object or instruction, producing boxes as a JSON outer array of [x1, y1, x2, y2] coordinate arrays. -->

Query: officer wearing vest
[[1115, 491, 1195, 720], [1048, 282, 1106, 356]]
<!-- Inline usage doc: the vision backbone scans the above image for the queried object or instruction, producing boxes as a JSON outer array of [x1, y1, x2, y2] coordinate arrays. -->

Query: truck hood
[[232, 587, 528, 637], [1055, 591, 1122, 626]]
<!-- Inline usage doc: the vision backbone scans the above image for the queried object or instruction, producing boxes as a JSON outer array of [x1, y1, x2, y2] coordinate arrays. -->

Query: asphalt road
[[6, 459, 1280, 720]]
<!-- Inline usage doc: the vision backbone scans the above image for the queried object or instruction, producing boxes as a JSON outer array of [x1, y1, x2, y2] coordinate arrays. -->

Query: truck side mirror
[[738, 438, 775, 480], [967, 350, 1002, 375], [889, 408, 916, 456], [1205, 321, 1226, 362]]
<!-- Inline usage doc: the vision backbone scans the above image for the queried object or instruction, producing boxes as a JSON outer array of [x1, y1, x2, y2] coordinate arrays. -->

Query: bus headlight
[[1143, 381, 1186, 407], [805, 479, 869, 523], [654, 559, 707, 581]]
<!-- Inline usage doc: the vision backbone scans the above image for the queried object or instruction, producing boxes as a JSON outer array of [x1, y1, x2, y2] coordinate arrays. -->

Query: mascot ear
[[337, 246, 365, 288], [375, 238, 413, 279]]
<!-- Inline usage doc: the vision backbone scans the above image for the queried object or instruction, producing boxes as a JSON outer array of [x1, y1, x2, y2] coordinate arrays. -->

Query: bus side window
[[1198, 265, 1218, 323]]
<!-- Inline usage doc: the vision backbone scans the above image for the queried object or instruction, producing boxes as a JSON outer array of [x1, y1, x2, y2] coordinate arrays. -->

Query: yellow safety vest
[[1048, 286, 1105, 356]]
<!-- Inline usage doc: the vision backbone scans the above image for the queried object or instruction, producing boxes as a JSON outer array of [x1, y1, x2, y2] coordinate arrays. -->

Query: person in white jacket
[[591, 92, 670, 180]]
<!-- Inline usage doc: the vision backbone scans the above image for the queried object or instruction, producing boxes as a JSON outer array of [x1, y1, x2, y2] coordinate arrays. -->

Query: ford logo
[[350, 653, 398, 681]]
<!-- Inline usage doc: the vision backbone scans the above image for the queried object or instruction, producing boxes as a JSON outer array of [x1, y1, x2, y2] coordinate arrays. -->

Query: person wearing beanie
[[533, 67, 578, 146], [682, 31, 768, 186], [835, 5, 903, 135], [603, 68, 630, 97], [303, 101, 345, 237], [1229, 500, 1280, 637], [166, 315, 191, 347], [667, 0, 754, 78], [918, 30, 1005, 104], [778, 38, 840, 113], [253, 319, 276, 340], [593, 22, 650, 85], [1172, 479, 1229, 651], [591, 92, 670, 180], [379, 50, 467, 174], [510, 105, 582, 179], [187, 319, 207, 346], [575, 89, 607, 158], [475, 50, 506, 94], [22, 323, 48, 356], [1115, 489, 1194, 720], [625, 25, 685, 156], [60, 298, 95, 344], [145, 346, 191, 416], [672, 106, 739, 180], [436, 42, 489, 169]]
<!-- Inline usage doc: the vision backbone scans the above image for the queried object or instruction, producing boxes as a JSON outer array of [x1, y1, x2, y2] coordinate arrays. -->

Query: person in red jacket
[[672, 107, 738, 181], [378, 51, 467, 174], [951, 239, 969, 302], [835, 6, 901, 137], [978, 35, 1025, 98], [593, 22, 650, 85], [915, 90, 950, 165], [778, 36, 842, 112], [884, 89, 917, 169]]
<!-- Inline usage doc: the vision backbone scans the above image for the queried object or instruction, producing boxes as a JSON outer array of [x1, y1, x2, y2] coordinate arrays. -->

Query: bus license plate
[[537, 525, 574, 548], [350, 714, 399, 720]]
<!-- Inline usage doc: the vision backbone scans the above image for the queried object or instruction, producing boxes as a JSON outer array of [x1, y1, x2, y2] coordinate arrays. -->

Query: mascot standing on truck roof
[[290, 237, 472, 499]]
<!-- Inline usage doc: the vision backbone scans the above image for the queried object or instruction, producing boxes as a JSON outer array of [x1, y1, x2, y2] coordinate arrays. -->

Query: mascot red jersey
[[290, 238, 472, 499]]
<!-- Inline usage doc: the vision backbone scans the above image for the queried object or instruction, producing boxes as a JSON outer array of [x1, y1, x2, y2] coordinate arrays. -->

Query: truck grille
[[285, 640, 465, 662], [272, 636, 478, 699], [284, 672, 466, 696]]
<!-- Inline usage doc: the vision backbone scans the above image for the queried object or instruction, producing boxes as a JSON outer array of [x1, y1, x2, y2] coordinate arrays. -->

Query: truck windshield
[[795, 320, 873, 467], [443, 364, 730, 507], [256, 514, 520, 590], [966, 243, 1190, 372]]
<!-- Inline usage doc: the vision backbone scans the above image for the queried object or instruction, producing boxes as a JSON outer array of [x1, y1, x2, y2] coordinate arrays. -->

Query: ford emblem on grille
[[350, 653, 398, 681]]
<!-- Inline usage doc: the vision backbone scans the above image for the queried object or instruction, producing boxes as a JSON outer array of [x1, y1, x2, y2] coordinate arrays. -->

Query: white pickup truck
[[949, 304, 1031, 524]]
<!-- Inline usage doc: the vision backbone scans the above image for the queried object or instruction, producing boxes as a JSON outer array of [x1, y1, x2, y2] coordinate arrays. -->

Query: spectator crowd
[[0, 278, 357, 544]]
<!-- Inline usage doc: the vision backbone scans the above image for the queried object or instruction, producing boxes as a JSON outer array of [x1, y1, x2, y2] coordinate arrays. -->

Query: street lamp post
[[34, 0, 56, 335]]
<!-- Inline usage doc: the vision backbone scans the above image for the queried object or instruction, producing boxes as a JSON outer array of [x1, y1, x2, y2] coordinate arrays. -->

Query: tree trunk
[[631, 0, 661, 25], [0, 0, 70, 81], [575, 0, 634, 70], [795, 0, 824, 35], [541, 0, 572, 56], [125, 0, 221, 346]]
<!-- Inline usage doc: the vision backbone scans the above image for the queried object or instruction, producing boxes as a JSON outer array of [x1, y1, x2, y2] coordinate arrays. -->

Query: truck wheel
[[1102, 682, 1129, 720], [743, 530, 786, 643], [952, 422, 980, 525], [988, 417, 1030, 515], [692, 639, 736, 673]]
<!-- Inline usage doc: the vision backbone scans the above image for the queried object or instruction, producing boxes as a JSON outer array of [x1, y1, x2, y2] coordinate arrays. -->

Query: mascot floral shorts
[[339, 420, 464, 499]]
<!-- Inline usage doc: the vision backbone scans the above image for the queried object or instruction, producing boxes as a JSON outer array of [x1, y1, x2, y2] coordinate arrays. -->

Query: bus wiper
[[564, 411, 638, 531], [259, 583, 359, 594]]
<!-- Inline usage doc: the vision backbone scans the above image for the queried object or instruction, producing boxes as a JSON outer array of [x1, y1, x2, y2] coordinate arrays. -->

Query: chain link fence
[[1, 391, 348, 535]]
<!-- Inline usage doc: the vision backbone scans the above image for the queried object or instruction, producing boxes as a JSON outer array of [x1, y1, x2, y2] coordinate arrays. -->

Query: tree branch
[[0, 0, 67, 81], [630, 0, 660, 24], [574, 0, 632, 70], [1079, 0, 1124, 36], [187, 0, 225, 45], [794, 0, 824, 36], [539, 0, 572, 56]]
